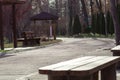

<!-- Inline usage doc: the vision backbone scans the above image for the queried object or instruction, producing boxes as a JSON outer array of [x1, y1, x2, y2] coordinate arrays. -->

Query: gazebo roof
[[31, 12, 59, 21]]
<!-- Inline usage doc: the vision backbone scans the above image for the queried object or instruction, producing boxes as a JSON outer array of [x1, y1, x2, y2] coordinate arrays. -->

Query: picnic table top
[[39, 56, 120, 76]]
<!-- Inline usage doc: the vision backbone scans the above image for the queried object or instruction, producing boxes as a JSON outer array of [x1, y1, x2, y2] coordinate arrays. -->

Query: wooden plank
[[39, 56, 96, 74], [47, 56, 109, 76], [17, 38, 25, 40], [111, 45, 120, 51], [70, 57, 120, 76], [52, 56, 108, 71], [39, 56, 109, 75]]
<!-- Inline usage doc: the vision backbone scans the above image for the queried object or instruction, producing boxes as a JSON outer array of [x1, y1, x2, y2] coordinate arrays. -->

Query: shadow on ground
[[0, 54, 15, 58]]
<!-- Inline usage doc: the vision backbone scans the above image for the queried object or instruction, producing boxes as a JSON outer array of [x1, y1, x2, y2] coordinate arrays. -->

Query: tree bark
[[110, 0, 120, 45], [81, 0, 89, 27], [68, 0, 73, 36], [0, 3, 4, 50], [68, 0, 81, 35], [95, 0, 102, 12]]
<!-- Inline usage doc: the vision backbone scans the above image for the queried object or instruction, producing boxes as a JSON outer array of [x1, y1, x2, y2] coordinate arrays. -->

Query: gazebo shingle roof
[[31, 12, 59, 20]]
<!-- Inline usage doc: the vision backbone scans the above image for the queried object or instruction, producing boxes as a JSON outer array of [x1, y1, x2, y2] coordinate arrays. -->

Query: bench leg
[[101, 64, 116, 80]]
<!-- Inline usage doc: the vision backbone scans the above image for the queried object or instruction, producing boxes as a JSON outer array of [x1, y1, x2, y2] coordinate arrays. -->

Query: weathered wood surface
[[111, 45, 120, 52], [39, 56, 120, 75], [39, 56, 120, 80], [111, 45, 120, 50], [111, 45, 120, 56]]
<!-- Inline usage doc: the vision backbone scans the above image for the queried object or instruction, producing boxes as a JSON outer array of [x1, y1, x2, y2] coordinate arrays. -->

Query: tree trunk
[[110, 0, 120, 45], [68, 0, 81, 36], [68, 0, 73, 36], [81, 0, 89, 27], [95, 0, 102, 12]]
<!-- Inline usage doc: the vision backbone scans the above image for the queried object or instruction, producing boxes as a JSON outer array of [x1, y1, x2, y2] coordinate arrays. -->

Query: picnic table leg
[[101, 64, 116, 80]]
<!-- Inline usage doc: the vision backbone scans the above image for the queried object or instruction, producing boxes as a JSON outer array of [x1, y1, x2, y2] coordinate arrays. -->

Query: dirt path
[[0, 38, 116, 80]]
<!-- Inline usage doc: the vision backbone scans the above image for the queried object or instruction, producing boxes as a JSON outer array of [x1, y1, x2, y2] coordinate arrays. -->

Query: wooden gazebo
[[0, 0, 25, 50], [31, 12, 59, 40]]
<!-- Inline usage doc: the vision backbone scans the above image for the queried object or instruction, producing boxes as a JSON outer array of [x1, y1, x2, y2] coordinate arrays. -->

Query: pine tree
[[110, 0, 120, 45], [96, 13, 101, 34], [91, 14, 96, 34], [73, 15, 81, 35], [107, 11, 114, 35], [100, 12, 105, 35]]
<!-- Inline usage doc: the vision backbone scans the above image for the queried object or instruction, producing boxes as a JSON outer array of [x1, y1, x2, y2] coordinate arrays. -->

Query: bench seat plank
[[72, 57, 119, 71], [111, 45, 120, 52], [17, 38, 25, 41]]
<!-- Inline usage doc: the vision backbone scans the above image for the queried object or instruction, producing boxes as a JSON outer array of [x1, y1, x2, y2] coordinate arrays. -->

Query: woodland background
[[1, 0, 120, 45]]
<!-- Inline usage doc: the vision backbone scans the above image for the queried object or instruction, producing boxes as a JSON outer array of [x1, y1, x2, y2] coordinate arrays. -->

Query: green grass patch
[[73, 33, 115, 38], [4, 39, 62, 48], [0, 50, 9, 52], [41, 39, 62, 46]]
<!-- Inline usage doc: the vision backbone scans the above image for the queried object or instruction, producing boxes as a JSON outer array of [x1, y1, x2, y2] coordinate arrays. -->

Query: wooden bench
[[39, 56, 120, 80], [17, 31, 41, 46], [111, 45, 120, 56]]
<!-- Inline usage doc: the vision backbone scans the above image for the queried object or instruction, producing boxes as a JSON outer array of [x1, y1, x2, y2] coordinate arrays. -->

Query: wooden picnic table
[[17, 31, 41, 46], [111, 45, 120, 56], [39, 56, 120, 80]]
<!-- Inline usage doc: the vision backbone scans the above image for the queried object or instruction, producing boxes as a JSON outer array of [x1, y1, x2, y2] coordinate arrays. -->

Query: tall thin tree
[[110, 0, 120, 45], [81, 0, 89, 27]]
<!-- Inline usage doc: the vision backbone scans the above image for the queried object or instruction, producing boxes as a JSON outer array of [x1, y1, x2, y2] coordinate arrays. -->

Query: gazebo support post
[[52, 20, 56, 40], [0, 3, 4, 50], [12, 4, 17, 48], [52, 21, 56, 40]]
